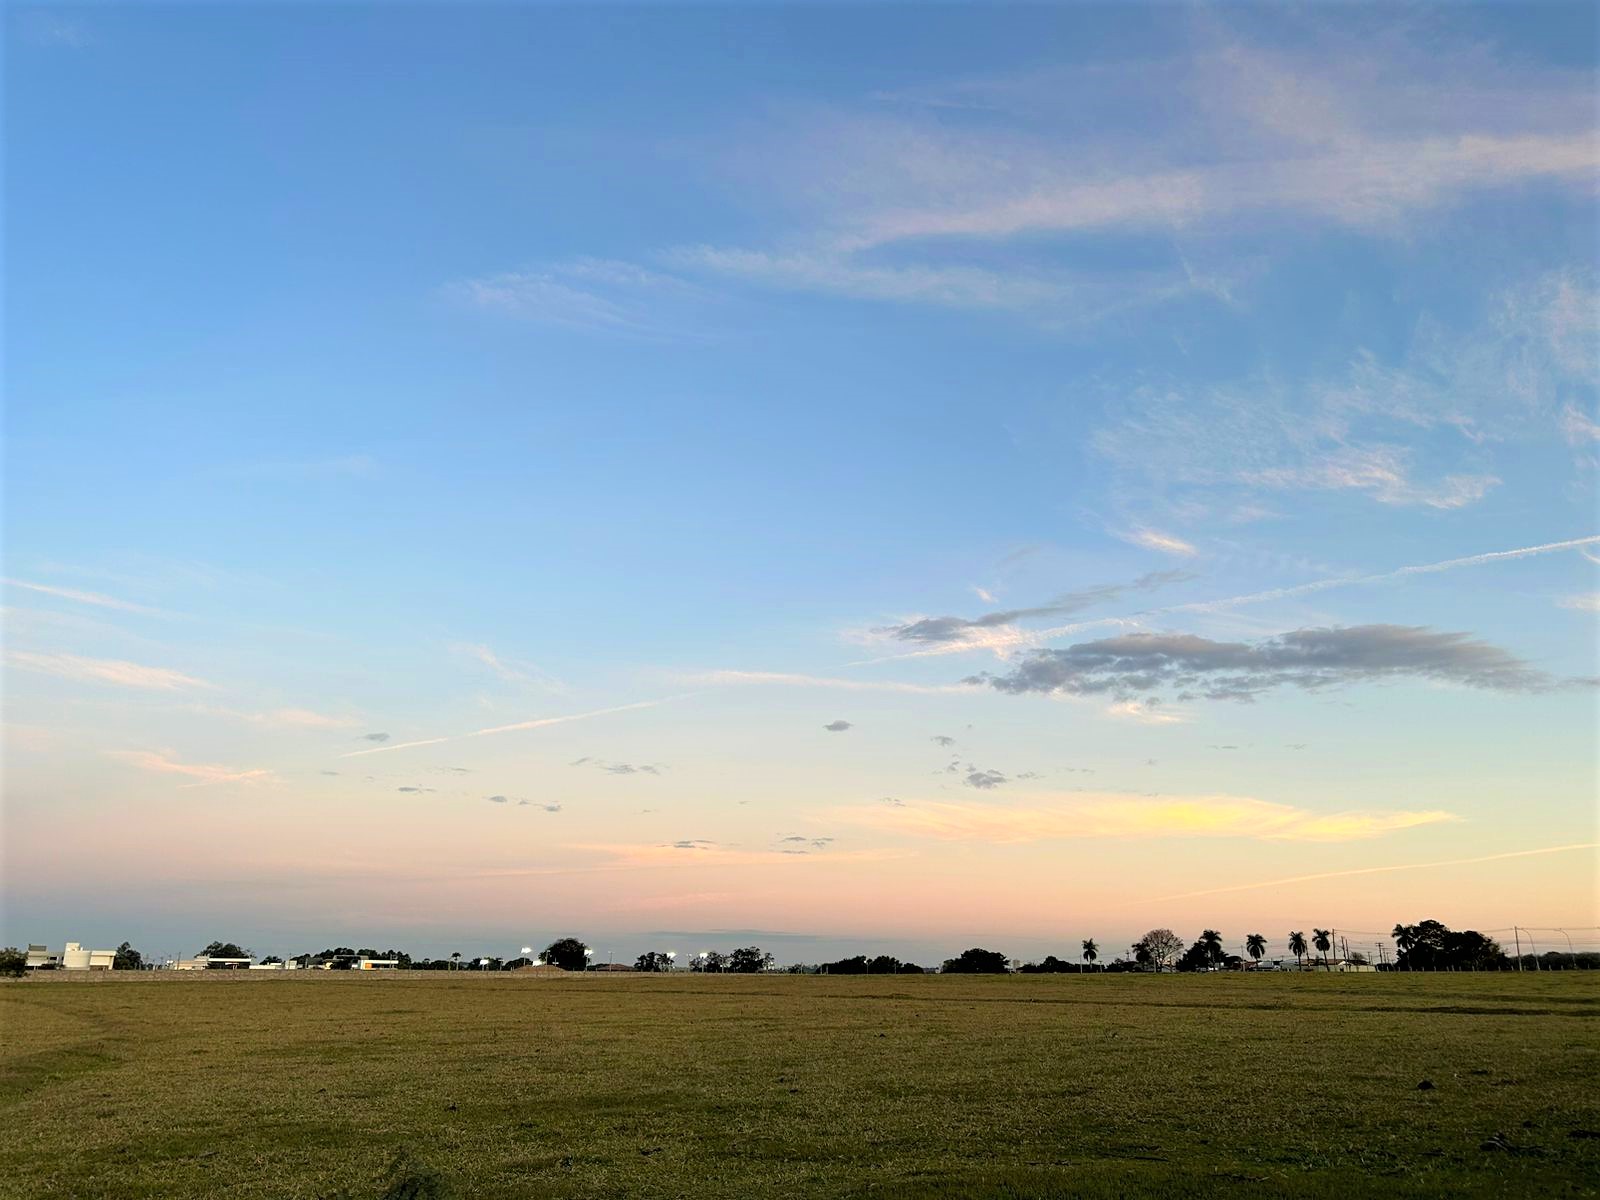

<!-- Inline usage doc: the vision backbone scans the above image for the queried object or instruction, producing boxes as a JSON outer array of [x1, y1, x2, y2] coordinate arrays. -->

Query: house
[[356, 958, 399, 970], [25, 945, 59, 969]]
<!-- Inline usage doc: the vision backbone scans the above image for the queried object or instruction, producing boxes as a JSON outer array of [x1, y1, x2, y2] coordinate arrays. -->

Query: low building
[[26, 942, 114, 970], [356, 958, 399, 970]]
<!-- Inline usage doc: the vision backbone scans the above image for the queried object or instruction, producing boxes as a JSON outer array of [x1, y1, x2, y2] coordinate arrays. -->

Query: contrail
[[340, 696, 690, 758], [860, 534, 1600, 663], [1146, 842, 1599, 903]]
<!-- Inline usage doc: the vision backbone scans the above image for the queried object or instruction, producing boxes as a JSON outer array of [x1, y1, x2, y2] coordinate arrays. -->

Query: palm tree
[[1200, 929, 1224, 968], [1288, 931, 1307, 968], [1312, 929, 1333, 967], [1081, 938, 1099, 972], [1391, 923, 1417, 970], [450, 951, 461, 972], [1246, 933, 1267, 966]]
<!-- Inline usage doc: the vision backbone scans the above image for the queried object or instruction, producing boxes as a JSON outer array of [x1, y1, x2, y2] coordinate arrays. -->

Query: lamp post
[[666, 951, 677, 973], [583, 946, 594, 972]]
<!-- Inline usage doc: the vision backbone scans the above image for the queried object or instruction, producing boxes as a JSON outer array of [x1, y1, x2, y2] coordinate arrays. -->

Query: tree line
[[4, 918, 1592, 978]]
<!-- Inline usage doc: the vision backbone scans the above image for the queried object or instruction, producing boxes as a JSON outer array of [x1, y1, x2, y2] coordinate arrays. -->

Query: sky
[[3, 2, 1597, 967]]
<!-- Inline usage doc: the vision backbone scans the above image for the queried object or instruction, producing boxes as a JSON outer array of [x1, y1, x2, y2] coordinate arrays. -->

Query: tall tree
[[1391, 923, 1417, 969], [1245, 933, 1267, 965], [1137, 929, 1183, 972], [1288, 931, 1308, 967], [1200, 930, 1225, 968], [113, 942, 144, 971], [1081, 938, 1099, 971], [1312, 929, 1333, 966]]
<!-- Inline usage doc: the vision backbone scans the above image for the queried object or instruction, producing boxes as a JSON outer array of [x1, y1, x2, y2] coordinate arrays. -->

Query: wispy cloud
[[1115, 529, 1199, 557], [1558, 593, 1600, 613], [881, 569, 1191, 645], [1148, 842, 1600, 902], [454, 643, 568, 692], [199, 706, 361, 730], [687, 669, 976, 696], [341, 696, 687, 757], [2, 578, 164, 616], [862, 535, 1600, 662], [7, 651, 212, 691], [444, 258, 710, 338], [836, 792, 1455, 844], [110, 750, 273, 787]]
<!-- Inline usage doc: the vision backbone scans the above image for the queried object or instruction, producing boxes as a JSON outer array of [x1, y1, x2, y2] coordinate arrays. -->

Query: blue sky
[[4, 3, 1597, 966]]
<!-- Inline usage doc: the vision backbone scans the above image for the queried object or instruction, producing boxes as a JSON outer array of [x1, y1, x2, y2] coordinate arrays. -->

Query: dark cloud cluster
[[397, 785, 434, 794], [931, 735, 956, 747], [966, 625, 1558, 702], [671, 838, 715, 850], [823, 720, 853, 732], [360, 732, 389, 743], [885, 570, 1193, 644], [965, 769, 1008, 790]]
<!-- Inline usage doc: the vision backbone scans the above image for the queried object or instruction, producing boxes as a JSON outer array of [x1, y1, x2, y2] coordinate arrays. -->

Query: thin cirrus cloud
[[7, 650, 212, 691], [341, 696, 688, 758], [835, 792, 1456, 844], [2, 578, 164, 616], [687, 670, 976, 696], [1558, 593, 1600, 613], [966, 624, 1560, 703], [454, 642, 568, 692], [862, 534, 1600, 663], [1115, 530, 1198, 557], [109, 750, 273, 787], [881, 569, 1192, 645]]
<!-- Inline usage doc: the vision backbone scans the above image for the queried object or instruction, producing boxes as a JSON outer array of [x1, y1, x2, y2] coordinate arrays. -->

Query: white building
[[27, 942, 115, 970]]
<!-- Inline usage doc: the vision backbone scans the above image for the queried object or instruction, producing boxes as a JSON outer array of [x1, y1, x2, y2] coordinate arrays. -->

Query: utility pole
[[1514, 926, 1523, 971]]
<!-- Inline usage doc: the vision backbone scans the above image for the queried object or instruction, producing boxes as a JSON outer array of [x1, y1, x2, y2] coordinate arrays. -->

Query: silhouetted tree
[[113, 942, 144, 971], [897, 962, 926, 974], [1312, 929, 1333, 966], [634, 951, 674, 972], [1288, 931, 1307, 967], [1019, 955, 1075, 973], [1392, 920, 1504, 971], [1201, 930, 1225, 968], [1245, 933, 1267, 965], [1392, 923, 1418, 969], [201, 941, 250, 959], [1136, 929, 1183, 972], [1081, 938, 1099, 971], [941, 947, 1010, 974], [688, 951, 727, 973], [868, 954, 901, 975], [542, 938, 589, 971], [727, 946, 774, 973], [0, 948, 26, 977]]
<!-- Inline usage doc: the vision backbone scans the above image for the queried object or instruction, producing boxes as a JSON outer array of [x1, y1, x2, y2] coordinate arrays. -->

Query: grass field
[[2, 972, 1597, 1198]]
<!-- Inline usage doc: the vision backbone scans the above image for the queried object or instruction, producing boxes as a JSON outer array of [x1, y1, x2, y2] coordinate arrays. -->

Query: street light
[[583, 946, 594, 972], [666, 950, 677, 972]]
